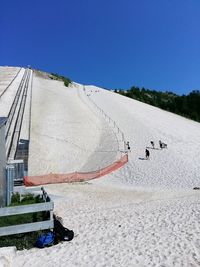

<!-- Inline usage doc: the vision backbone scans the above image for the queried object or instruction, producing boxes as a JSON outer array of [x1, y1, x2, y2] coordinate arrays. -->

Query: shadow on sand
[[139, 157, 146, 160], [146, 146, 161, 150]]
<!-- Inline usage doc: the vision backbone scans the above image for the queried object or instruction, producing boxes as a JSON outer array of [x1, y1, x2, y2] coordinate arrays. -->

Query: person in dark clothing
[[126, 141, 130, 151], [145, 149, 150, 159], [159, 140, 162, 149], [150, 141, 155, 149]]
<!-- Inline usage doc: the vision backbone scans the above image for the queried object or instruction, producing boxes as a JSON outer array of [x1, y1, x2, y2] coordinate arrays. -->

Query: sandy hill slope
[[29, 73, 200, 189], [29, 74, 119, 175], [1, 66, 200, 267], [1, 66, 199, 187], [84, 85, 200, 189]]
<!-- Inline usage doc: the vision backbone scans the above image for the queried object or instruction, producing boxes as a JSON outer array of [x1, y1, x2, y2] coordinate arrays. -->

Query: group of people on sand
[[126, 140, 167, 160], [150, 140, 167, 150], [145, 140, 168, 160]]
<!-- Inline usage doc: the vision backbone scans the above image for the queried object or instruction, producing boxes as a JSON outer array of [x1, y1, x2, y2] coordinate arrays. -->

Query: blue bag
[[35, 231, 55, 248]]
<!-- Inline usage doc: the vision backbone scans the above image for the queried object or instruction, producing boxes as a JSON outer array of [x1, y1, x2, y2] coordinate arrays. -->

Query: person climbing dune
[[126, 141, 131, 151], [150, 141, 155, 149], [145, 149, 150, 159]]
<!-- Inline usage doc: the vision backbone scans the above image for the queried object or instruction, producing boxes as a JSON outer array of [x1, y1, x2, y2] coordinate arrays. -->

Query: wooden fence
[[0, 187, 54, 237]]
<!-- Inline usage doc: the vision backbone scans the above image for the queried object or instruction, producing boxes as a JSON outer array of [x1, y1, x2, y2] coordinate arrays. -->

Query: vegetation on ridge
[[50, 73, 71, 87], [115, 86, 200, 122]]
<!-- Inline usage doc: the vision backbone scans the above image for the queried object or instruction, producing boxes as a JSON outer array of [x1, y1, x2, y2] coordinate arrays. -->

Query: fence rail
[[0, 188, 54, 237], [0, 202, 53, 217], [81, 86, 128, 153], [0, 220, 54, 237]]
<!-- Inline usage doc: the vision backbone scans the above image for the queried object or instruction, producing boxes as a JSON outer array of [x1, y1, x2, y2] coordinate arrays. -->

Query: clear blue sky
[[1, 0, 200, 94]]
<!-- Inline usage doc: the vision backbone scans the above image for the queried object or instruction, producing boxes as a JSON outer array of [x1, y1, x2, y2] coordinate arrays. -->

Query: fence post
[[50, 210, 53, 221], [6, 165, 15, 205]]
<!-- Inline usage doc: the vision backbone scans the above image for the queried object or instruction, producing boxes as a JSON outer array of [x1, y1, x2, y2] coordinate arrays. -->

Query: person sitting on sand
[[145, 149, 150, 159]]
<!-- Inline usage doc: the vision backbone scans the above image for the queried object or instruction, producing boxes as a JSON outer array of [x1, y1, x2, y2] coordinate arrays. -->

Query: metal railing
[[5, 69, 28, 139], [6, 69, 31, 160], [80, 86, 127, 154]]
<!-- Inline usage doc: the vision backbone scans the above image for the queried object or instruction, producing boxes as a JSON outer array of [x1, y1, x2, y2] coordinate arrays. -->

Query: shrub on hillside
[[116, 87, 200, 123], [50, 73, 71, 87]]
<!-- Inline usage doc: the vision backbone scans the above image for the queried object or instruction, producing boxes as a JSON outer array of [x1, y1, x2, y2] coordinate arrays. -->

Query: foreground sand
[[7, 183, 200, 267]]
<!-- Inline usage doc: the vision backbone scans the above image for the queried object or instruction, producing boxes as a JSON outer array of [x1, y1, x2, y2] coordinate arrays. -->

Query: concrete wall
[[0, 124, 6, 207]]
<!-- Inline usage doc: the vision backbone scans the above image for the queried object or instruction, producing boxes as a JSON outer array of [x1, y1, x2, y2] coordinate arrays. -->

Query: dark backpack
[[54, 218, 74, 241], [35, 231, 55, 248]]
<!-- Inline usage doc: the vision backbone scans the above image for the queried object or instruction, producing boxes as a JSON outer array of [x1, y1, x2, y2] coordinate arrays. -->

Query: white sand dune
[[29, 76, 119, 175], [0, 67, 200, 267], [85, 85, 200, 189]]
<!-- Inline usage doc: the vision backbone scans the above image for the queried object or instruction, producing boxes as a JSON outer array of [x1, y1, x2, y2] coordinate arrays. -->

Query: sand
[[0, 67, 200, 267], [28, 77, 119, 175]]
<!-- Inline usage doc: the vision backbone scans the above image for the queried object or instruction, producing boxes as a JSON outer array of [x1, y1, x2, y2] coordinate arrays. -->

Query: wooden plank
[[0, 202, 54, 217], [0, 220, 54, 236]]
